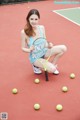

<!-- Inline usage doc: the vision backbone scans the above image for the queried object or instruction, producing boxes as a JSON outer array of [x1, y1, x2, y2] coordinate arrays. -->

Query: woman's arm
[[21, 30, 32, 53], [41, 25, 46, 39], [41, 25, 53, 48]]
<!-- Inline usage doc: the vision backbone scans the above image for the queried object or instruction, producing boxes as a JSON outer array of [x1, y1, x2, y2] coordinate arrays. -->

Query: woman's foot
[[33, 65, 42, 74], [53, 69, 59, 75], [53, 64, 59, 75]]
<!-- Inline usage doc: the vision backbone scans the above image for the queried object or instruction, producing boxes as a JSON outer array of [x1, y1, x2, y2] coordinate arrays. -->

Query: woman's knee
[[61, 45, 67, 53]]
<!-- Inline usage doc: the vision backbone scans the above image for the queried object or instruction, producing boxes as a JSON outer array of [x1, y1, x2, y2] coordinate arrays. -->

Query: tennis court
[[0, 0, 80, 120], [53, 7, 80, 26]]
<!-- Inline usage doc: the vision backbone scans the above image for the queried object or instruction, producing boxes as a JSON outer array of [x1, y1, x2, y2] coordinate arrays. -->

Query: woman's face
[[29, 14, 39, 28]]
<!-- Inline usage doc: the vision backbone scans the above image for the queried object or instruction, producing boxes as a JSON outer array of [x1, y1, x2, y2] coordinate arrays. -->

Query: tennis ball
[[62, 86, 68, 92], [56, 104, 63, 111], [12, 88, 18, 94], [34, 104, 40, 110], [70, 73, 75, 79], [34, 78, 40, 84]]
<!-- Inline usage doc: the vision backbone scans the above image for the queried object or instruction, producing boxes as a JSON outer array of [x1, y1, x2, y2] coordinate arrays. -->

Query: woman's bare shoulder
[[21, 29, 26, 35], [21, 29, 28, 39], [38, 25, 45, 32]]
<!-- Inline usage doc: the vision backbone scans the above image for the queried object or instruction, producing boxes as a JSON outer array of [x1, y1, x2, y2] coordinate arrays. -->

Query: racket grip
[[45, 71, 49, 81]]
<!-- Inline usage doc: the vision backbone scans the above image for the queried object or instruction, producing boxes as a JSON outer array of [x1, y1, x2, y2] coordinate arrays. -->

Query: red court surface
[[0, 0, 80, 120]]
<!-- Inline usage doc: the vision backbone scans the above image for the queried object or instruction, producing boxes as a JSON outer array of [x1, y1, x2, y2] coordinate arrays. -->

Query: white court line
[[53, 7, 80, 11], [52, 7, 80, 26]]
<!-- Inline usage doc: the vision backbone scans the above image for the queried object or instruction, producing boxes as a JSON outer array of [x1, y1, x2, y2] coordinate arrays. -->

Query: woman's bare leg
[[33, 58, 56, 73], [45, 45, 67, 65]]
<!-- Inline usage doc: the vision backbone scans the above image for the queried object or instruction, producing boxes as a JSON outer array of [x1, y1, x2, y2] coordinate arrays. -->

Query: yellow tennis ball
[[56, 104, 63, 111], [34, 104, 40, 110], [12, 88, 18, 94], [34, 78, 40, 84], [70, 73, 75, 79], [62, 86, 68, 92]]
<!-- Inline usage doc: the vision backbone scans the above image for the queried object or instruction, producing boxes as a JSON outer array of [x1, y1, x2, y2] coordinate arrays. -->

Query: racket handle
[[45, 71, 49, 81]]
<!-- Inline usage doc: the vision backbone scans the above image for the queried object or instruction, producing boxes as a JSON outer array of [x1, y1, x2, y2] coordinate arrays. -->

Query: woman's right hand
[[29, 45, 35, 52]]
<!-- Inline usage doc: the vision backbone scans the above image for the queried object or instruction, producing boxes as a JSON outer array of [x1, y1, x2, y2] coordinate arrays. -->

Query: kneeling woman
[[21, 9, 67, 74]]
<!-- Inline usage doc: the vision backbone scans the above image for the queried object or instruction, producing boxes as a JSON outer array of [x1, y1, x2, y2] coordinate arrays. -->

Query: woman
[[21, 9, 67, 74]]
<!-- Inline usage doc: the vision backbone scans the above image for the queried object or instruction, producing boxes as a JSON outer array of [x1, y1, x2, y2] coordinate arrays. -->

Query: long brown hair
[[24, 9, 40, 37]]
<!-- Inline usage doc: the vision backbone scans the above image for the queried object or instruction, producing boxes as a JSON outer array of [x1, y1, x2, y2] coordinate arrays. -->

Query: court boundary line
[[52, 7, 80, 26]]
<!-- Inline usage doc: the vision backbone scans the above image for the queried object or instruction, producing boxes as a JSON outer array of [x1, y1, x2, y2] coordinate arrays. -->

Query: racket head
[[32, 37, 48, 53], [33, 37, 47, 45]]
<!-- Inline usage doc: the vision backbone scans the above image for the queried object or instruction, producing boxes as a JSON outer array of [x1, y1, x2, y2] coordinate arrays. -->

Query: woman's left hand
[[48, 42, 53, 48]]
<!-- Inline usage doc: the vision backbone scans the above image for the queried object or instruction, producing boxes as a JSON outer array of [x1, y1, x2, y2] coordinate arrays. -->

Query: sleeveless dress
[[28, 26, 48, 63]]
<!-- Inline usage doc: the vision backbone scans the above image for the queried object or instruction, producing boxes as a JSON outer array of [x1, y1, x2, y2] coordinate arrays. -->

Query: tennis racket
[[38, 52, 52, 81], [32, 37, 52, 81]]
